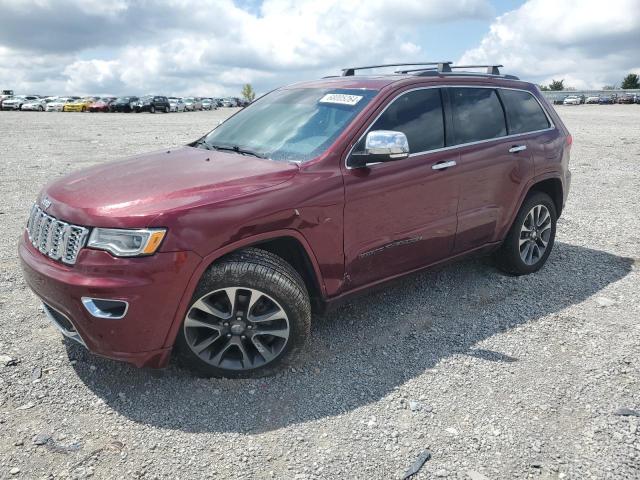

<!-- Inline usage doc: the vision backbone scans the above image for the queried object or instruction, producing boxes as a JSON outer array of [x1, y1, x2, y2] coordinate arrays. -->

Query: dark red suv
[[19, 62, 572, 377]]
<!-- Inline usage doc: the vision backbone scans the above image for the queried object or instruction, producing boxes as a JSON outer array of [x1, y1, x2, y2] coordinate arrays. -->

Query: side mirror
[[349, 130, 410, 168]]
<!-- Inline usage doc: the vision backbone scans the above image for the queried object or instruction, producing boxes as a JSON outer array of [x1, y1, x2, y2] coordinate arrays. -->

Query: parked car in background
[[20, 98, 47, 111], [617, 94, 635, 104], [598, 96, 614, 105], [585, 95, 600, 104], [563, 95, 581, 105], [635, 94, 640, 104], [2, 95, 40, 110], [89, 97, 115, 112], [201, 98, 215, 110], [183, 97, 203, 111], [168, 97, 186, 112], [135, 95, 170, 113], [110, 96, 139, 112], [46, 97, 74, 111], [64, 97, 97, 112], [221, 97, 237, 107], [18, 62, 572, 377]]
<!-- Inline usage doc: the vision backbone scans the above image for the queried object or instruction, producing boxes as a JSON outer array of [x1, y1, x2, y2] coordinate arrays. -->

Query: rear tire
[[164, 106, 169, 113], [495, 191, 557, 275], [150, 105, 155, 113], [175, 248, 311, 378]]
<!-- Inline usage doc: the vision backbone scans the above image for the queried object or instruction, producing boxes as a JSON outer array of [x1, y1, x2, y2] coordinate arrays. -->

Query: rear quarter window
[[499, 89, 550, 134], [450, 88, 506, 145]]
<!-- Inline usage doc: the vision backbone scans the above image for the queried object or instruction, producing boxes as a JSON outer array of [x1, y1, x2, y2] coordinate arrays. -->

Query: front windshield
[[202, 87, 377, 162]]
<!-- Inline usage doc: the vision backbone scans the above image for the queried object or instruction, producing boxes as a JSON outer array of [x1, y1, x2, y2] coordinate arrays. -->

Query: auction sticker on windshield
[[319, 93, 363, 106]]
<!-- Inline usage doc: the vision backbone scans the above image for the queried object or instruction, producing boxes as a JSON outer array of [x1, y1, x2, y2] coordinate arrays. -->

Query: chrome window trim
[[345, 84, 555, 170]]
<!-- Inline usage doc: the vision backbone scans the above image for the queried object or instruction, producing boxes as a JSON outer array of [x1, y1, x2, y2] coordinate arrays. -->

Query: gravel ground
[[0, 106, 638, 479]]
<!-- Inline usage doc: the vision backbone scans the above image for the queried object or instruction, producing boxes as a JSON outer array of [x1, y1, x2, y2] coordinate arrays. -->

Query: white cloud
[[0, 0, 492, 96], [459, 0, 640, 89]]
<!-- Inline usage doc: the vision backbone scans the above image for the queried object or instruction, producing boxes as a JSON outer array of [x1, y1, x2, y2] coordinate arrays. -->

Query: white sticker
[[319, 93, 363, 106]]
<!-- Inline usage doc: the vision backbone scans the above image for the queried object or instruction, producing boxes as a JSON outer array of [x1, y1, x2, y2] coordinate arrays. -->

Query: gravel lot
[[1, 106, 638, 479]]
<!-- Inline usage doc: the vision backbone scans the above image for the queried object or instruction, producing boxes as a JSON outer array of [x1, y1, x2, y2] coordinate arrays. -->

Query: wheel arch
[[162, 230, 325, 350], [528, 177, 564, 217]]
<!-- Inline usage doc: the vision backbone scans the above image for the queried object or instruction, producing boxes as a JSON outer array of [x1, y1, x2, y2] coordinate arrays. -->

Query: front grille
[[26, 205, 89, 265]]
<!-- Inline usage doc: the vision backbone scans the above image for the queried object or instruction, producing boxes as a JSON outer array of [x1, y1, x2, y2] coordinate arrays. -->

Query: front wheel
[[175, 248, 311, 378], [495, 192, 557, 275], [150, 105, 155, 113], [164, 106, 169, 113]]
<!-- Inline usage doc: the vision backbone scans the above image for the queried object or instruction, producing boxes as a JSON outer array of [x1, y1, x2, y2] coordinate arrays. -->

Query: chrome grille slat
[[26, 205, 89, 265]]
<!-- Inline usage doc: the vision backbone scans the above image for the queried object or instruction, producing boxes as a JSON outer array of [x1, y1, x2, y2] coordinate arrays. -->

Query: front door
[[342, 87, 460, 289]]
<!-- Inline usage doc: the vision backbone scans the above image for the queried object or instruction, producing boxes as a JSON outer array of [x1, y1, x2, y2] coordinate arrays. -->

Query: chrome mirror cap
[[365, 130, 410, 158]]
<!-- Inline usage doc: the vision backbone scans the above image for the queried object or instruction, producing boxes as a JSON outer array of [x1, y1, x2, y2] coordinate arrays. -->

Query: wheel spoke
[[209, 339, 234, 366], [251, 336, 276, 362], [223, 287, 239, 315], [249, 309, 285, 323], [194, 333, 221, 354], [191, 299, 231, 320], [235, 338, 254, 369], [184, 316, 223, 331], [253, 327, 289, 339]]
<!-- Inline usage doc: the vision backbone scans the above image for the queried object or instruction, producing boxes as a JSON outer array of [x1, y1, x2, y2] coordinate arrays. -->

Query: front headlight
[[87, 228, 166, 257]]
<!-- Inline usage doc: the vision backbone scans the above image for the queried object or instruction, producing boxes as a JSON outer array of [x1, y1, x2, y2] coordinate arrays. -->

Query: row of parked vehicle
[[553, 93, 640, 105], [0, 93, 248, 112]]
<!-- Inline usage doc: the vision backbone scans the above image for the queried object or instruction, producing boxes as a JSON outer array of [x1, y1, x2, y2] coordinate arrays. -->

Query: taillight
[[566, 134, 573, 146]]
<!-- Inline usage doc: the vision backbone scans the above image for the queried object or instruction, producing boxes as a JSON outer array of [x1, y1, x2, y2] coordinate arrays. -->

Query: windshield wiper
[[194, 140, 265, 159], [194, 138, 214, 150]]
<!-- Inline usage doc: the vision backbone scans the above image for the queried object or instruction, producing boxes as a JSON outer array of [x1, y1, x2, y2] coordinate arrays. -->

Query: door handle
[[432, 160, 457, 170], [509, 145, 527, 153]]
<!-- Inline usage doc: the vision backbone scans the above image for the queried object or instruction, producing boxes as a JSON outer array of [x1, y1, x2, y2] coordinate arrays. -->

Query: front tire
[[150, 105, 155, 113], [175, 248, 311, 378], [495, 192, 557, 275]]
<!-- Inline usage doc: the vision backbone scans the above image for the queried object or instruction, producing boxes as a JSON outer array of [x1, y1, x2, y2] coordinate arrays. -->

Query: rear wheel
[[495, 192, 557, 275], [176, 248, 311, 378], [150, 105, 155, 113], [164, 105, 169, 113]]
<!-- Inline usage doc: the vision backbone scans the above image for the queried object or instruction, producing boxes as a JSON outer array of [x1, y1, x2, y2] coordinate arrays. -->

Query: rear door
[[448, 86, 535, 254], [342, 87, 460, 288]]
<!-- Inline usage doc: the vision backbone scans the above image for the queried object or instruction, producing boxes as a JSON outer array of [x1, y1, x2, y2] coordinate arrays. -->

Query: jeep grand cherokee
[[19, 62, 571, 378]]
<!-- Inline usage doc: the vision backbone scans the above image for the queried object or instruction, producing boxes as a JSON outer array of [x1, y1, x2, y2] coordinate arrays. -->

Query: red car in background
[[88, 97, 116, 112]]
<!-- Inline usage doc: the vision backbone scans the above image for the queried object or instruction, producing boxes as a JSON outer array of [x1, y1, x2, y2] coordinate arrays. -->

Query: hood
[[39, 146, 298, 227]]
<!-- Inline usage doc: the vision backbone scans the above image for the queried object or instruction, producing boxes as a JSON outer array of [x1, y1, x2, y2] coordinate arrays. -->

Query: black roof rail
[[341, 62, 452, 76]]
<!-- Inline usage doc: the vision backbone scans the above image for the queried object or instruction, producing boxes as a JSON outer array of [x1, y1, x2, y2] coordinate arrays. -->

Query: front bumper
[[19, 233, 201, 368]]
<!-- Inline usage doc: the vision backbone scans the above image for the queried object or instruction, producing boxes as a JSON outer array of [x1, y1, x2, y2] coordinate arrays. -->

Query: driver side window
[[355, 88, 445, 154]]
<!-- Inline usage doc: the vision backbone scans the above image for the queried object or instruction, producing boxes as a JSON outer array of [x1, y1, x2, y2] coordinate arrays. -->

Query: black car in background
[[110, 96, 139, 112], [135, 95, 170, 113]]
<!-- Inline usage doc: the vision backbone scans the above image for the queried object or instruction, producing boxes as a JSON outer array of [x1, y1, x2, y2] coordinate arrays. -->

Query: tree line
[[539, 73, 640, 91]]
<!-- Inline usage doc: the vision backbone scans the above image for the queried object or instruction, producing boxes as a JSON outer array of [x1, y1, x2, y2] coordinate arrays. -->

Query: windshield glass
[[202, 87, 377, 162]]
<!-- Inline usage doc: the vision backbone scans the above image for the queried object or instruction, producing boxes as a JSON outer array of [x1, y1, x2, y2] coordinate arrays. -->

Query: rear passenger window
[[450, 88, 506, 145], [365, 88, 445, 153], [499, 89, 550, 134]]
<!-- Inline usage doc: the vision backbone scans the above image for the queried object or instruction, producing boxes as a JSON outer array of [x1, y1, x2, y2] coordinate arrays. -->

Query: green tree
[[241, 84, 256, 103], [621, 73, 640, 89], [538, 84, 549, 91], [548, 79, 565, 91]]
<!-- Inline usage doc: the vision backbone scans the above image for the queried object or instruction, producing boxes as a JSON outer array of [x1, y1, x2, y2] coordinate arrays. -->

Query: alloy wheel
[[519, 204, 552, 265], [183, 287, 290, 371]]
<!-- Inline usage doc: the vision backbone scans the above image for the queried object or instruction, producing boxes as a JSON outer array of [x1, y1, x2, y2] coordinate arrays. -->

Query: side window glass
[[356, 88, 445, 154], [450, 88, 506, 144], [499, 89, 550, 134]]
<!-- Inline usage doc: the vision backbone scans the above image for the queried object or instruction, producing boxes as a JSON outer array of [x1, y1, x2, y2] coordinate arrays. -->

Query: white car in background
[[1, 95, 40, 110], [585, 95, 600, 104], [20, 98, 47, 111], [168, 97, 186, 112], [563, 95, 581, 105], [45, 97, 73, 111]]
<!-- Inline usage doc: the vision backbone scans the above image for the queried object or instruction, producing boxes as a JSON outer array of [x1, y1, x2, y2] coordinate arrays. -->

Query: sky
[[0, 0, 638, 97]]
